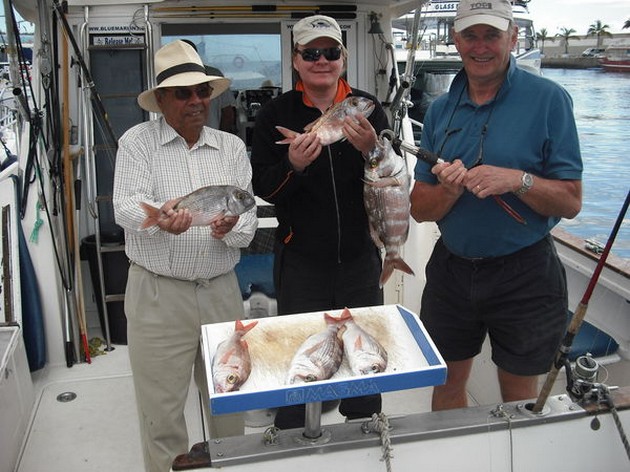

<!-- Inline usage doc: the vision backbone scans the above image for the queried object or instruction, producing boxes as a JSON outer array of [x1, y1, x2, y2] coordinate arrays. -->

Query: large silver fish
[[140, 184, 255, 230], [212, 319, 258, 393], [275, 96, 375, 146], [363, 131, 414, 287], [338, 308, 388, 375], [286, 313, 344, 384]]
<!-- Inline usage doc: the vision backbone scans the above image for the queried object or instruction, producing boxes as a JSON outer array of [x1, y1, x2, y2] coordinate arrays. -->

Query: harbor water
[[541, 68, 630, 261]]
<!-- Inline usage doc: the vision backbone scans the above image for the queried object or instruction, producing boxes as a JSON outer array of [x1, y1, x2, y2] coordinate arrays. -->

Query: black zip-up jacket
[[250, 88, 390, 266]]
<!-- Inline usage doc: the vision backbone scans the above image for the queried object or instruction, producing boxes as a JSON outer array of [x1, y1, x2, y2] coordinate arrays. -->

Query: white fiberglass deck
[[15, 343, 439, 472]]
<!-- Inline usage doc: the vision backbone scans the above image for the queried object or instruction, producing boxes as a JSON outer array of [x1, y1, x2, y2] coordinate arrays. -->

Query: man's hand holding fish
[[153, 198, 193, 235], [343, 113, 378, 156], [152, 199, 239, 239], [287, 131, 322, 173], [210, 215, 240, 239]]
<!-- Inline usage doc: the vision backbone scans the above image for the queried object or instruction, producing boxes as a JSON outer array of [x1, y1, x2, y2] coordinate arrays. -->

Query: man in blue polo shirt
[[410, 0, 582, 410]]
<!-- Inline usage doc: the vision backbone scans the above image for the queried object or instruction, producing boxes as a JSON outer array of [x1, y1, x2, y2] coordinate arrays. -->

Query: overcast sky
[[528, 0, 629, 34]]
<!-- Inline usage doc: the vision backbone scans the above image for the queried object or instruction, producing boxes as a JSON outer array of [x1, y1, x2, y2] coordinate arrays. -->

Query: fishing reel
[[566, 353, 606, 403]]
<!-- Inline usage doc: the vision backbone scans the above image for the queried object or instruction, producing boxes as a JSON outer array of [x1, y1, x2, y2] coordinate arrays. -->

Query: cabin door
[[85, 25, 147, 235]]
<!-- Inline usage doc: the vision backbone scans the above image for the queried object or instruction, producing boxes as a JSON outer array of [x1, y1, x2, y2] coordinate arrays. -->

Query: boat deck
[[16, 343, 439, 472]]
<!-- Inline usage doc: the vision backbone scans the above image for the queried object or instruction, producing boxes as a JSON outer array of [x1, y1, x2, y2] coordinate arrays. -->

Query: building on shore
[[539, 32, 630, 58]]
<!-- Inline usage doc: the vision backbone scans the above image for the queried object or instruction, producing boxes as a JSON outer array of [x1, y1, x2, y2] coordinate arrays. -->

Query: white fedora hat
[[137, 40, 231, 113]]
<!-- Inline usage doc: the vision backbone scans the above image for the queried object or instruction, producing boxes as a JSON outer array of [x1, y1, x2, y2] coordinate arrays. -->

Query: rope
[[29, 199, 44, 243], [263, 426, 280, 446], [490, 404, 515, 472], [367, 412, 394, 472], [604, 392, 630, 462]]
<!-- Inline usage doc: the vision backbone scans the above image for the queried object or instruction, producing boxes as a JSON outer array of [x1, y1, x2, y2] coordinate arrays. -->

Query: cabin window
[[162, 24, 282, 90]]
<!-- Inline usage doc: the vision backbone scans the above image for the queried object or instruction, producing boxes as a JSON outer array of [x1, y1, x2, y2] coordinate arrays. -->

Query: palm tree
[[624, 19, 630, 29], [535, 28, 553, 54], [586, 20, 613, 48], [556, 27, 579, 55]]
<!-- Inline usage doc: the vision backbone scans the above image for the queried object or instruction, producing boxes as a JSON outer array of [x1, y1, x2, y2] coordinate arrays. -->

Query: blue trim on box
[[397, 305, 442, 366], [211, 364, 448, 415]]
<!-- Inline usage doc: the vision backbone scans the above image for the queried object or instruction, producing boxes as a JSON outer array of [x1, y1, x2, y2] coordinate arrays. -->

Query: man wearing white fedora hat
[[113, 40, 257, 472]]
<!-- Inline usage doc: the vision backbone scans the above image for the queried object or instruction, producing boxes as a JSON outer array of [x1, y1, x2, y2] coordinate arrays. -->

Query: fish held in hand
[[140, 185, 255, 230], [286, 313, 344, 384], [363, 131, 414, 287], [338, 308, 388, 375], [275, 96, 375, 146], [212, 319, 258, 393]]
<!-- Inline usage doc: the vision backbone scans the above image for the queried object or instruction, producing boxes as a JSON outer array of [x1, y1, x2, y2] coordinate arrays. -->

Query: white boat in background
[[0, 1, 628, 472], [599, 42, 630, 72]]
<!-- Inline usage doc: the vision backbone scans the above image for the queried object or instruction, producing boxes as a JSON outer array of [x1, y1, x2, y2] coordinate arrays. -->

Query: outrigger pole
[[532, 188, 630, 413], [388, 1, 424, 137]]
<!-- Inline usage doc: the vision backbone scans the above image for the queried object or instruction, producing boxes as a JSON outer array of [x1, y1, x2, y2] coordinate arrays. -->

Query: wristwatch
[[514, 172, 533, 196]]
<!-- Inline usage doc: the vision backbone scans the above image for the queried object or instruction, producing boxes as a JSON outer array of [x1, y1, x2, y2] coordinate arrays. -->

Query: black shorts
[[420, 236, 568, 376]]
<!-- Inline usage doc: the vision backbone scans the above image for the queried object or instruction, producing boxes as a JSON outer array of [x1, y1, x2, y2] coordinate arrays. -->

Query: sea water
[[542, 68, 630, 261]]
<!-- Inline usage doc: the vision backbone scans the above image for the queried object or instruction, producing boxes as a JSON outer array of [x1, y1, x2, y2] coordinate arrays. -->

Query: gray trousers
[[125, 263, 245, 472]]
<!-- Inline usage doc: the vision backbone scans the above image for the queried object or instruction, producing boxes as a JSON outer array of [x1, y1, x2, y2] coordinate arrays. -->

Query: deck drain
[[56, 391, 77, 403]]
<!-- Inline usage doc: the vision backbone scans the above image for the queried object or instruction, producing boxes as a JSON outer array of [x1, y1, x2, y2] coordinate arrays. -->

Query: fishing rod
[[532, 188, 630, 413], [51, 0, 118, 150], [391, 134, 526, 225]]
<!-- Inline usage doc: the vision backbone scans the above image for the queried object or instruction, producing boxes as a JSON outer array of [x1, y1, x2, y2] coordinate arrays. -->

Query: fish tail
[[339, 307, 353, 322], [235, 319, 258, 334], [275, 126, 298, 144], [379, 257, 415, 288], [139, 202, 161, 229]]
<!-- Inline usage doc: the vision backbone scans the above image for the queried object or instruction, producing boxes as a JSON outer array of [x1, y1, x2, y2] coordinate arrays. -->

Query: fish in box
[[202, 305, 446, 415]]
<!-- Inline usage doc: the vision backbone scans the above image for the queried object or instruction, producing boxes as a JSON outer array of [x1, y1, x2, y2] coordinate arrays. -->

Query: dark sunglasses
[[295, 47, 342, 62], [166, 83, 213, 101]]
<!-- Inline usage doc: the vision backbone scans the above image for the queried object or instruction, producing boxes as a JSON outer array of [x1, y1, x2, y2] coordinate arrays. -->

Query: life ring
[[233, 55, 245, 69]]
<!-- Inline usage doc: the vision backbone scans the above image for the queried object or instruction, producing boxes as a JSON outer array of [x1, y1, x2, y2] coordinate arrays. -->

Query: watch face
[[523, 173, 533, 187]]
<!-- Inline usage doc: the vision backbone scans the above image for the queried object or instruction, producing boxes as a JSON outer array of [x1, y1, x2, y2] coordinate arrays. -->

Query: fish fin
[[303, 114, 330, 133], [365, 177, 402, 188], [207, 209, 227, 225], [218, 347, 237, 364], [235, 319, 258, 335], [303, 120, 317, 132], [324, 312, 349, 326], [379, 257, 415, 287], [275, 126, 299, 144], [339, 308, 353, 322], [139, 202, 161, 229], [304, 340, 326, 356]]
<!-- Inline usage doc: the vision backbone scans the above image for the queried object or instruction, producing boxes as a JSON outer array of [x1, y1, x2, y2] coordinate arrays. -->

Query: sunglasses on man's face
[[167, 84, 213, 101], [295, 47, 342, 62]]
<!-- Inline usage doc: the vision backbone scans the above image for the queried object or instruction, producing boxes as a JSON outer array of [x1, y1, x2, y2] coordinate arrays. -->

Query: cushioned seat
[[234, 253, 275, 300], [567, 313, 619, 361]]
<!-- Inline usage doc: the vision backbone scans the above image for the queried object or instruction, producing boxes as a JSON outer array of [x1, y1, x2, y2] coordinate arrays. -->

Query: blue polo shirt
[[414, 56, 582, 258]]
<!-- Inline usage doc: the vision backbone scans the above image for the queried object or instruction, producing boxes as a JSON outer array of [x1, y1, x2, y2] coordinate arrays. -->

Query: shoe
[[172, 442, 210, 470]]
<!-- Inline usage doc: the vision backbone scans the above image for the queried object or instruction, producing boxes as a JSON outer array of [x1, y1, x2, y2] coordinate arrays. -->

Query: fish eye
[[305, 374, 317, 382], [369, 158, 379, 168], [371, 364, 382, 373], [226, 373, 239, 385]]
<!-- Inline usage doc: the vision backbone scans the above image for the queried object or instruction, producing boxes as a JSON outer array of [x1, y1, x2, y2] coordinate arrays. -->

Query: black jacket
[[250, 88, 390, 266]]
